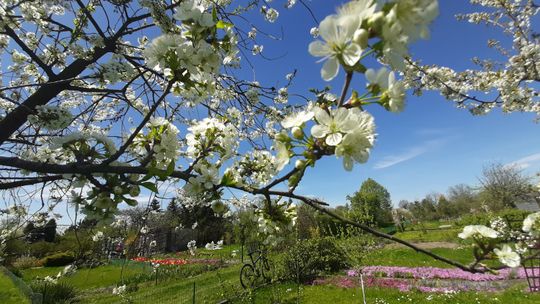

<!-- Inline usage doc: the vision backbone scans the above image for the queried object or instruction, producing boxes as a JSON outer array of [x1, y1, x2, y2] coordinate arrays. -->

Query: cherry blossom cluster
[[28, 105, 73, 131], [270, 0, 436, 179], [403, 0, 540, 117], [0, 0, 441, 253]]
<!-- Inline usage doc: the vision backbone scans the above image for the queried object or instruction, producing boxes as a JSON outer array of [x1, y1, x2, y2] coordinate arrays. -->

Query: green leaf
[[124, 198, 138, 207], [212, 6, 218, 21], [220, 171, 236, 187], [165, 161, 175, 176], [216, 20, 233, 29], [141, 182, 159, 193]]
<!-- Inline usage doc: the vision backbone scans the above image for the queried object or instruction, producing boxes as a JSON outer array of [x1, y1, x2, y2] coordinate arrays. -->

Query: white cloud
[[505, 153, 540, 170], [374, 139, 448, 169], [415, 128, 454, 137]]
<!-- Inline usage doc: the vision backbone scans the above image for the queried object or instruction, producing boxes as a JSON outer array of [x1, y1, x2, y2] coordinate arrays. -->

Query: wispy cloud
[[374, 139, 448, 169], [505, 153, 540, 170], [415, 128, 454, 137]]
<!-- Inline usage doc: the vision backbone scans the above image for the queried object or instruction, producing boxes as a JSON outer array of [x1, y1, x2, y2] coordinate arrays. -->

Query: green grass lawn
[[21, 262, 148, 289], [79, 264, 244, 303], [0, 269, 30, 304], [393, 228, 463, 243], [252, 282, 540, 304], [361, 246, 476, 268]]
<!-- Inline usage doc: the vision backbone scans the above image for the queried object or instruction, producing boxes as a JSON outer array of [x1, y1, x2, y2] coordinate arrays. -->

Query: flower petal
[[334, 108, 349, 122], [308, 41, 331, 57], [311, 124, 329, 138], [321, 57, 339, 81], [314, 107, 332, 126], [365, 68, 376, 84], [319, 15, 339, 43], [342, 43, 362, 66], [325, 132, 343, 146]]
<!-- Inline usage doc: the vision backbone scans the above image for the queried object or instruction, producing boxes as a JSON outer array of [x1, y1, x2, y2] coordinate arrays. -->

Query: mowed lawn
[[362, 246, 475, 268], [21, 262, 148, 290], [253, 283, 540, 304], [0, 269, 30, 304]]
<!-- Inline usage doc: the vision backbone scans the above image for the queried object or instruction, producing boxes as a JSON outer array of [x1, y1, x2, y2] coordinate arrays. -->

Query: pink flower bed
[[311, 266, 531, 293], [347, 266, 527, 282]]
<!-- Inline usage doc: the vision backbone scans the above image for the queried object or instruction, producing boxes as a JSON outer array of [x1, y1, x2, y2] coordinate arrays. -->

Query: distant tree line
[[399, 163, 539, 221]]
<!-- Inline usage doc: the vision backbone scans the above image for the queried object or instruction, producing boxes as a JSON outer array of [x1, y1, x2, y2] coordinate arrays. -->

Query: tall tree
[[166, 199, 178, 214], [447, 184, 478, 215], [150, 199, 161, 213], [347, 178, 393, 227], [42, 219, 57, 242], [479, 163, 535, 210]]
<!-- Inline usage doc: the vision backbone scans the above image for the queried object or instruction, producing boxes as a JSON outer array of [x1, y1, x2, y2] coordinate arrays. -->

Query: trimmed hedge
[[40, 252, 75, 267]]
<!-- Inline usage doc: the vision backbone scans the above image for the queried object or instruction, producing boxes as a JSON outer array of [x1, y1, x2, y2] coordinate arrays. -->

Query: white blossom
[[308, 15, 362, 81], [458, 225, 499, 239], [92, 231, 104, 242], [494, 244, 520, 268], [311, 107, 359, 146], [523, 212, 540, 235]]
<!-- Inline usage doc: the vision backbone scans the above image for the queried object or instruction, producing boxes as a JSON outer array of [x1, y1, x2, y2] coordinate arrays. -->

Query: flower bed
[[311, 266, 530, 293], [348, 266, 527, 281], [131, 257, 188, 265], [313, 275, 516, 293], [130, 257, 221, 266]]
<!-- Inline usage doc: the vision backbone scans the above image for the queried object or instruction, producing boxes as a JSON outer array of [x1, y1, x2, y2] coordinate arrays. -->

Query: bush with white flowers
[[458, 212, 540, 269]]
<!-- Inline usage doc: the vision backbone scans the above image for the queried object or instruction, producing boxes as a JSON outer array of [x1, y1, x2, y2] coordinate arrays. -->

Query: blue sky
[[244, 1, 540, 206]]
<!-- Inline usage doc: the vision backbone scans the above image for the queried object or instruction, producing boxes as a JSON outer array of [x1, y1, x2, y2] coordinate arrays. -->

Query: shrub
[[279, 237, 348, 282], [30, 281, 77, 304], [28, 241, 56, 258], [456, 209, 531, 227], [41, 252, 75, 267], [335, 235, 376, 267], [12, 256, 42, 269]]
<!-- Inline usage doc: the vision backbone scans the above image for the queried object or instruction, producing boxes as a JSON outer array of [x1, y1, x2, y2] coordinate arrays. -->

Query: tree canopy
[[347, 178, 393, 226]]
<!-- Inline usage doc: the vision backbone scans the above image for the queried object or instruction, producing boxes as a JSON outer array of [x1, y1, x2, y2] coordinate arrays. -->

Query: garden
[[2, 0, 540, 303], [2, 197, 540, 303]]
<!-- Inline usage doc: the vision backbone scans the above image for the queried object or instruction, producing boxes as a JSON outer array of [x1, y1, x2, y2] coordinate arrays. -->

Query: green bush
[[279, 237, 348, 282], [456, 209, 531, 227], [12, 256, 42, 270], [28, 241, 56, 258], [40, 252, 75, 267], [30, 281, 77, 304]]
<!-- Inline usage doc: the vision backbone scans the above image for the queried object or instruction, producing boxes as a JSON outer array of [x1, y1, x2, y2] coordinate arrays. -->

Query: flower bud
[[129, 186, 140, 197], [353, 29, 369, 49], [295, 159, 306, 169], [113, 186, 123, 195], [291, 127, 303, 139], [275, 131, 291, 143], [95, 193, 112, 209], [212, 201, 226, 214], [368, 12, 385, 32]]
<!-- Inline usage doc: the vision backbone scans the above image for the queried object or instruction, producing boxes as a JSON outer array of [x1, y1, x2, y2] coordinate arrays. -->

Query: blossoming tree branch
[[0, 0, 538, 273]]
